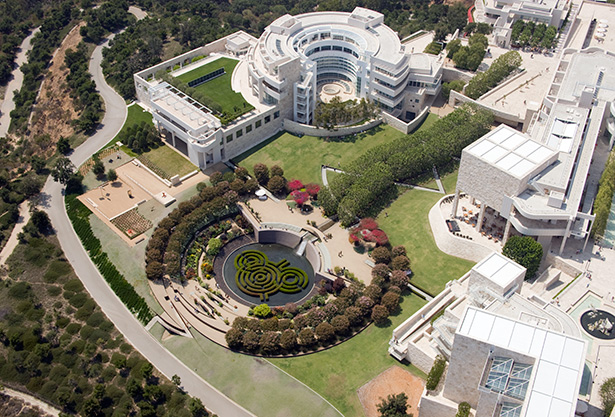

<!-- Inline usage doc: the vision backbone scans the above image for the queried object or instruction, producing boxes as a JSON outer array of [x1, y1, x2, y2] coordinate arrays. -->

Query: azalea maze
[[234, 250, 309, 301]]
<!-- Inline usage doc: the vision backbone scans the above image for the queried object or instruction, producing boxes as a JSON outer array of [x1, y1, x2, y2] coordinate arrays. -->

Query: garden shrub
[[253, 304, 271, 319], [382, 291, 400, 314], [279, 329, 297, 350], [371, 304, 389, 325], [56, 317, 70, 329], [206, 238, 223, 256], [601, 378, 615, 416], [331, 315, 350, 335], [456, 402, 471, 417], [502, 236, 542, 279], [253, 163, 269, 185], [298, 328, 316, 347], [267, 175, 287, 195], [259, 331, 280, 353], [225, 328, 243, 350], [315, 322, 335, 343], [391, 255, 411, 271], [426, 355, 447, 390], [592, 151, 615, 238], [47, 286, 62, 297], [372, 247, 391, 265], [66, 323, 81, 335], [364, 284, 382, 303], [64, 279, 84, 293], [242, 330, 260, 351], [465, 51, 522, 99], [8, 282, 33, 299], [69, 293, 88, 308]]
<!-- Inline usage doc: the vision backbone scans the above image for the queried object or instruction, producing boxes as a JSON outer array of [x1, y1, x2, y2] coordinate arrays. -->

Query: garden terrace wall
[[381, 107, 429, 135], [257, 228, 302, 248], [282, 118, 382, 138], [304, 242, 321, 275], [449, 90, 523, 128]]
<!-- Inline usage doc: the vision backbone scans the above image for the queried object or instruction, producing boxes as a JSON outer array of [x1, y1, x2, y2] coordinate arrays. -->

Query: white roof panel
[[559, 138, 574, 153], [527, 146, 555, 163], [510, 159, 536, 177], [561, 338, 585, 370], [529, 328, 547, 356], [525, 391, 552, 417], [469, 140, 497, 157], [542, 332, 566, 363], [501, 133, 525, 150], [549, 398, 573, 417], [533, 360, 558, 396], [509, 322, 534, 352], [469, 310, 495, 340], [489, 127, 515, 143], [554, 367, 579, 400], [473, 252, 524, 288], [490, 317, 515, 346], [516, 140, 540, 157], [483, 146, 508, 163], [496, 153, 523, 170]]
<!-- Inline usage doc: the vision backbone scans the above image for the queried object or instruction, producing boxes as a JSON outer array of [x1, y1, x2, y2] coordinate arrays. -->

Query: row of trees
[[446, 34, 488, 72], [591, 150, 615, 238], [464, 51, 522, 99], [118, 121, 163, 154], [318, 104, 494, 226], [314, 97, 378, 129], [145, 168, 259, 281], [65, 42, 103, 134], [225, 243, 412, 355], [511, 20, 557, 49]]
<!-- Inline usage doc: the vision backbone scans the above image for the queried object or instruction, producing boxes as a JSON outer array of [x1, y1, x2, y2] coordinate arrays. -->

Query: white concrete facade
[[133, 8, 444, 170], [452, 49, 615, 254]]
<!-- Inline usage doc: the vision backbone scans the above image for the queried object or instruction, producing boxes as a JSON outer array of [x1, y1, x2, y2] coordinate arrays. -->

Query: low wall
[[449, 90, 523, 128], [282, 118, 381, 138], [545, 252, 583, 278], [304, 242, 321, 273], [418, 395, 458, 417], [407, 340, 436, 374], [381, 107, 430, 134], [442, 67, 473, 83], [257, 229, 302, 248]]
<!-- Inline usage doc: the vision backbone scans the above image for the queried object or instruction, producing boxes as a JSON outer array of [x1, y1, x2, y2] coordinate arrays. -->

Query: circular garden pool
[[222, 242, 315, 307], [580, 309, 615, 340]]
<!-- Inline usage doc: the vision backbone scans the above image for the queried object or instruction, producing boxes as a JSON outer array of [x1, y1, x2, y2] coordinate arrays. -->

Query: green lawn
[[104, 104, 154, 154], [378, 170, 475, 295], [233, 114, 439, 185], [269, 293, 427, 417], [175, 57, 251, 117], [233, 125, 407, 185], [139, 145, 197, 178]]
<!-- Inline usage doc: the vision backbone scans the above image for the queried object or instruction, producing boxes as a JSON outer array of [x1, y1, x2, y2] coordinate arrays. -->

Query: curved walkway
[[42, 32, 254, 417], [0, 27, 40, 138]]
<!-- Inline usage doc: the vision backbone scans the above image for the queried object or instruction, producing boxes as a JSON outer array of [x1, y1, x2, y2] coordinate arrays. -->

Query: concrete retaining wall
[[545, 252, 583, 277], [381, 107, 430, 134], [442, 67, 473, 83], [418, 395, 458, 417], [282, 118, 381, 137], [449, 90, 523, 128], [256, 229, 302, 248], [305, 242, 321, 273]]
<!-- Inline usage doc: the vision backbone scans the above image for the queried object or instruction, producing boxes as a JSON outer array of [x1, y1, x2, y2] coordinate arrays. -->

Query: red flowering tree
[[359, 217, 378, 231], [365, 229, 389, 246], [288, 179, 304, 192], [291, 190, 310, 206], [306, 183, 320, 197]]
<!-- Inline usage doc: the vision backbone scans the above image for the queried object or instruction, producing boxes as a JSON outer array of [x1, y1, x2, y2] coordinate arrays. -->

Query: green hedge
[[465, 51, 522, 99], [65, 195, 154, 324], [426, 355, 447, 390], [456, 402, 471, 417], [592, 151, 615, 238]]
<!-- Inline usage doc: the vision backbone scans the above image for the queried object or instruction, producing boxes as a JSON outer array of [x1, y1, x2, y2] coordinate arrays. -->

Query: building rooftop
[[458, 307, 586, 417], [473, 252, 525, 289], [465, 125, 558, 179]]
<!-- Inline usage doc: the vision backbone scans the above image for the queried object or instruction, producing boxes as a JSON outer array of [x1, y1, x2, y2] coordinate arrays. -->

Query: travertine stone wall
[[418, 395, 458, 417], [407, 341, 436, 374], [283, 118, 382, 137]]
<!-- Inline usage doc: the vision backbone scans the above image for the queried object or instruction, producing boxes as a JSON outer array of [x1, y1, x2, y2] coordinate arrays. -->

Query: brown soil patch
[[357, 366, 425, 417], [29, 22, 85, 149]]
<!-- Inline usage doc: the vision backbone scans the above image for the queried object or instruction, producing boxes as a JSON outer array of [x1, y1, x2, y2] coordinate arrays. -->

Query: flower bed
[[111, 208, 153, 239]]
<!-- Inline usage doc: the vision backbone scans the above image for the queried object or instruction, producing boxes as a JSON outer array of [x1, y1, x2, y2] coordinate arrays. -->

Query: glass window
[[274, 111, 280, 119], [246, 125, 252, 133], [265, 115, 271, 123], [226, 135, 233, 143], [256, 120, 262, 128], [236, 129, 243, 138]]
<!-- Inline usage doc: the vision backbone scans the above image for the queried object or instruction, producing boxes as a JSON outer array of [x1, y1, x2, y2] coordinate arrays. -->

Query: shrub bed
[[592, 150, 615, 238], [464, 51, 522, 99], [66, 195, 154, 323], [426, 355, 447, 390]]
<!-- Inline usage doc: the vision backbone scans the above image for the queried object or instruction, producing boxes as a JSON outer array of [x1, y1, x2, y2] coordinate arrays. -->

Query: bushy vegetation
[[441, 80, 466, 100], [80, 0, 133, 44], [377, 393, 413, 417], [601, 377, 615, 417], [118, 121, 163, 154], [592, 150, 615, 238], [456, 402, 471, 417], [502, 236, 543, 280], [2, 224, 212, 417], [465, 51, 522, 99], [66, 195, 154, 323], [65, 42, 103, 133], [227, 242, 411, 355], [426, 355, 447, 390], [314, 97, 378, 129], [319, 104, 493, 225], [423, 41, 443, 55], [446, 34, 488, 71], [510, 20, 557, 49]]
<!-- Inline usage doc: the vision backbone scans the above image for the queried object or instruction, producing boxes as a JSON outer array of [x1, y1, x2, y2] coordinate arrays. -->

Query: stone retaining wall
[[282, 118, 381, 137], [381, 107, 430, 134]]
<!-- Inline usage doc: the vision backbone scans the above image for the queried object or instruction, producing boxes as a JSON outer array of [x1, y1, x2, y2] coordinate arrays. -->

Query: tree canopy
[[502, 236, 543, 279], [377, 393, 414, 417]]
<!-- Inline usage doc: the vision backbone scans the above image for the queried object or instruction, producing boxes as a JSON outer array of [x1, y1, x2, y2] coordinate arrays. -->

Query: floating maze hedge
[[66, 195, 154, 324]]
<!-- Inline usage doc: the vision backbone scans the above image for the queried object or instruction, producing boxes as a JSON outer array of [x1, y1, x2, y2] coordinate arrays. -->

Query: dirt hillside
[[29, 22, 85, 148]]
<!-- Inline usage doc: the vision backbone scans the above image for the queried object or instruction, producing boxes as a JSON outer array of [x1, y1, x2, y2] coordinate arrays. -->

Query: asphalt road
[[42, 32, 255, 417]]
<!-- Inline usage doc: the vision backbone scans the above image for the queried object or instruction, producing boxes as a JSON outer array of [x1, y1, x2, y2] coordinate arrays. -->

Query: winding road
[[42, 27, 254, 417]]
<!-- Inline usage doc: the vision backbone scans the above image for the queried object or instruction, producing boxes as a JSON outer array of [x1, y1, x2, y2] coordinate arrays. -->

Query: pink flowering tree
[[288, 179, 304, 192], [306, 183, 320, 197], [359, 217, 378, 231], [365, 229, 389, 246], [291, 190, 310, 206]]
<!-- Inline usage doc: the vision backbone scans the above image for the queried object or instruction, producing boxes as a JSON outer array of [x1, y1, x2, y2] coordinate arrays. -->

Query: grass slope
[[269, 293, 427, 416], [378, 170, 475, 295], [175, 57, 251, 116], [139, 145, 197, 178]]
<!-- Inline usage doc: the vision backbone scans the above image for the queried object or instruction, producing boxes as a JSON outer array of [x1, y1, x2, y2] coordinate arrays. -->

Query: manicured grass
[[157, 326, 342, 417], [139, 145, 197, 178], [378, 170, 475, 295], [269, 293, 427, 417], [104, 104, 154, 155], [233, 125, 408, 185], [234, 114, 440, 186], [175, 57, 251, 117]]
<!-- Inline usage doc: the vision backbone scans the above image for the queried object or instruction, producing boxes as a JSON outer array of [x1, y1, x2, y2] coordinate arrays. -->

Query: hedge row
[[464, 51, 522, 99], [592, 151, 615, 238], [426, 354, 447, 390], [66, 195, 154, 323]]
